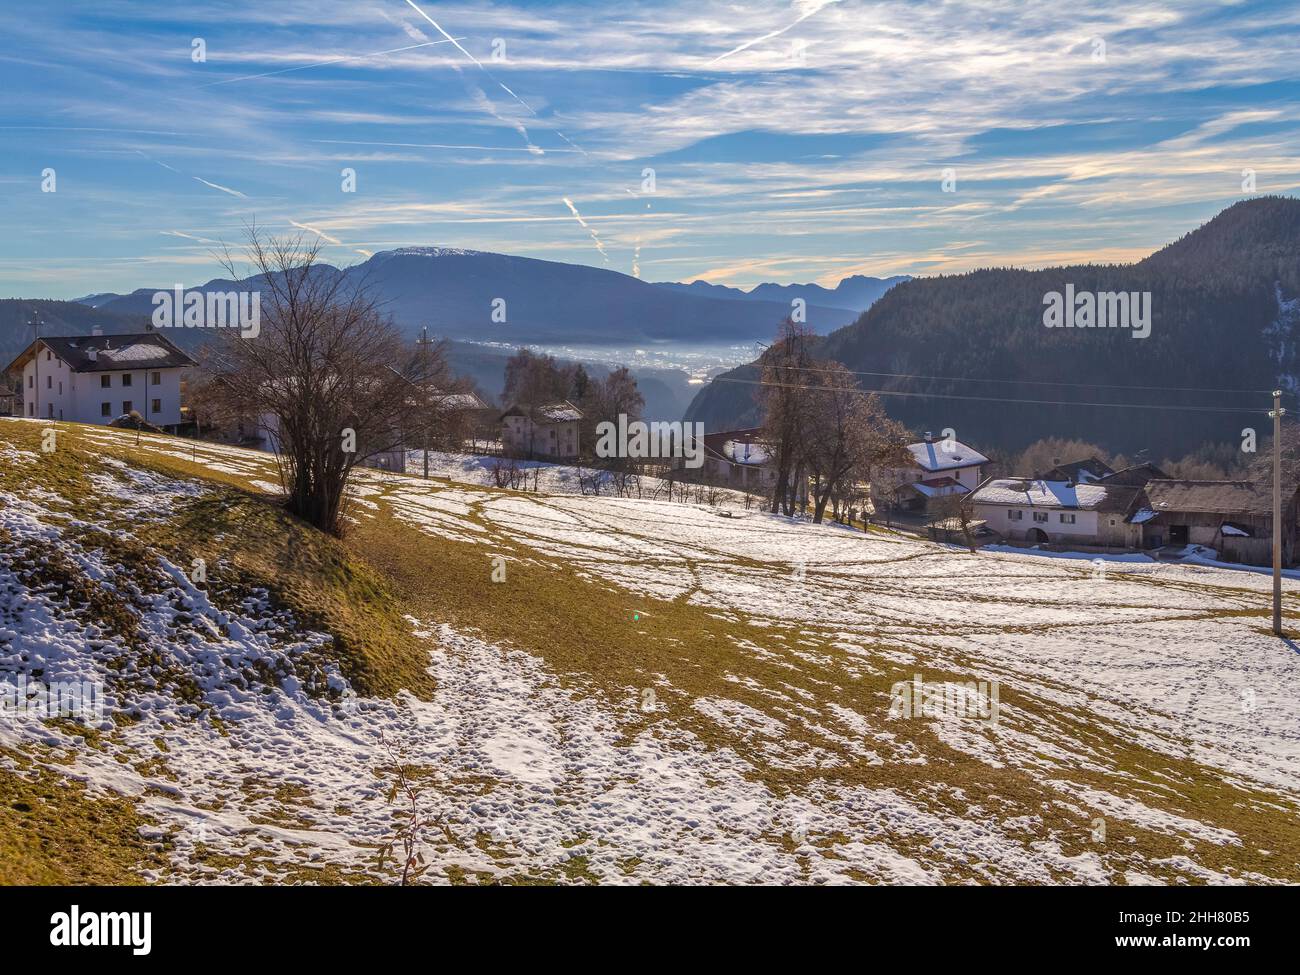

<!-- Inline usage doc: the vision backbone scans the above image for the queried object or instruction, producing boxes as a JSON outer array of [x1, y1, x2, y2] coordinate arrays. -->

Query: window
[[1008, 510, 1023, 521], [1059, 513, 1076, 524], [121, 373, 132, 387], [101, 375, 111, 388], [152, 399, 161, 414], [101, 402, 112, 417], [27, 375, 33, 389], [1033, 511, 1048, 523], [47, 404, 53, 418], [122, 401, 132, 414], [58, 382, 62, 395], [28, 403, 34, 417], [46, 351, 51, 361], [47, 375, 52, 389], [151, 371, 161, 385]]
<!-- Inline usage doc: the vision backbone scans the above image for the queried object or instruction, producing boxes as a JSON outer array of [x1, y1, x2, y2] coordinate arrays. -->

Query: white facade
[[501, 403, 582, 459], [972, 500, 1101, 541], [968, 477, 1130, 545], [17, 340, 188, 428]]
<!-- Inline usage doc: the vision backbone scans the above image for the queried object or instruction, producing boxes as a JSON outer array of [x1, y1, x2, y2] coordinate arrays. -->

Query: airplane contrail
[[192, 176, 248, 198], [199, 38, 465, 87], [288, 219, 343, 245], [312, 138, 582, 152], [708, 0, 842, 64], [562, 197, 609, 262], [401, 0, 586, 156]]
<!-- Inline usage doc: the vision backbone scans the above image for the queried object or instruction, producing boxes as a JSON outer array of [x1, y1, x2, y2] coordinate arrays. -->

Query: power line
[[710, 375, 1272, 414], [764, 362, 1285, 397]]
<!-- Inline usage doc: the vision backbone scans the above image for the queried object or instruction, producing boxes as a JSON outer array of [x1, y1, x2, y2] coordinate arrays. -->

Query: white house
[[4, 332, 195, 431], [500, 401, 582, 459], [968, 476, 1143, 547], [874, 431, 988, 512]]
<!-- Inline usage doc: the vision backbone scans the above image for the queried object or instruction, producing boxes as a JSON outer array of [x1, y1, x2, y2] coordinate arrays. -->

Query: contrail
[[708, 0, 842, 64], [192, 176, 248, 198], [138, 150, 249, 199], [288, 219, 342, 245], [562, 198, 608, 262], [198, 38, 465, 88], [401, 0, 586, 155], [312, 138, 582, 152], [161, 230, 221, 244]]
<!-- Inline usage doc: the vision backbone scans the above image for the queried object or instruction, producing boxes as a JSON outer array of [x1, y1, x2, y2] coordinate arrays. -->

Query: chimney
[[924, 431, 933, 443], [91, 327, 103, 336]]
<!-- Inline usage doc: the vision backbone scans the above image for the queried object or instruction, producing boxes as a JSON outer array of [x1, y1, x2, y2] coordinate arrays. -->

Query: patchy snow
[[4, 419, 1299, 885]]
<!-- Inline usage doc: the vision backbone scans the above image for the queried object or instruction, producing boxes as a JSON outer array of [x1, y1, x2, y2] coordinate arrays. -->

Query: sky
[[1, 0, 1299, 298]]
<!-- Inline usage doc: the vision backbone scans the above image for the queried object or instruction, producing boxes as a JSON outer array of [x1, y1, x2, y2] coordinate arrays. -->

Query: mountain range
[[51, 248, 881, 347], [684, 196, 1300, 458], [652, 274, 910, 314]]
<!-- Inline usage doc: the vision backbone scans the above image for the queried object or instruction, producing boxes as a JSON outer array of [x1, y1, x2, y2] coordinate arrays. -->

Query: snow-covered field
[[2, 419, 1298, 884]]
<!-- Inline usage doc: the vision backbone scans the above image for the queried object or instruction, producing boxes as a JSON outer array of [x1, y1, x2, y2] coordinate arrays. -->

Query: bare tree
[[758, 318, 815, 515], [200, 229, 442, 534], [802, 369, 910, 524]]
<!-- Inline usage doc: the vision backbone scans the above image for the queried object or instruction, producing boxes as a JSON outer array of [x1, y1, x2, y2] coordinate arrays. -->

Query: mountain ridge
[[684, 196, 1300, 456]]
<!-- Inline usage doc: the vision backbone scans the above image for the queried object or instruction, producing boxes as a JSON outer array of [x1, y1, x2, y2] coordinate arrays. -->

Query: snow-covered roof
[[971, 478, 1110, 510], [723, 440, 769, 465], [909, 477, 968, 498], [501, 401, 583, 423], [906, 439, 988, 472], [536, 402, 582, 422]]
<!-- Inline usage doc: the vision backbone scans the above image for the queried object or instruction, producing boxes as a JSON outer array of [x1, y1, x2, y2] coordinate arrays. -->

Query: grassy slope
[[0, 422, 431, 882], [3, 418, 1298, 884]]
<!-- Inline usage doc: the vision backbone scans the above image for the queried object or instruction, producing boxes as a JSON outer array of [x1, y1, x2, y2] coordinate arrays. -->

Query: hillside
[[685, 197, 1300, 455], [78, 248, 858, 346], [3, 416, 1298, 884]]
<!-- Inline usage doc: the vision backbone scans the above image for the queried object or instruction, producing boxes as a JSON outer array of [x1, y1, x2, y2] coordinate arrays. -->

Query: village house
[[500, 401, 582, 460], [697, 427, 778, 492], [969, 475, 1144, 547], [1038, 456, 1114, 483], [873, 431, 988, 514], [3, 331, 195, 431], [1130, 478, 1300, 566], [968, 460, 1169, 548]]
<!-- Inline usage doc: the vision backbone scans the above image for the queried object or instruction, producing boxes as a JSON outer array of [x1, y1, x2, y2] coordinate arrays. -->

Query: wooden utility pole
[[30, 314, 43, 421], [1271, 389, 1286, 636], [417, 325, 432, 479]]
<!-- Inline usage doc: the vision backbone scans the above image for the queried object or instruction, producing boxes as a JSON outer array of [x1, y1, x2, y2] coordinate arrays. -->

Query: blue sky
[[2, 0, 1299, 298]]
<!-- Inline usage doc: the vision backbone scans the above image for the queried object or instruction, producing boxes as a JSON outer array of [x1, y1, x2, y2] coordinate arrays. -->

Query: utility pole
[[1271, 390, 1286, 636], [417, 325, 432, 479], [30, 313, 43, 421]]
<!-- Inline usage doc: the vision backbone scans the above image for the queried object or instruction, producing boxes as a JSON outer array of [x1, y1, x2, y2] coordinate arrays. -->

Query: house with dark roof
[[500, 401, 582, 459], [3, 331, 196, 430], [1038, 456, 1114, 483], [1130, 478, 1299, 565], [968, 458, 1166, 548]]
